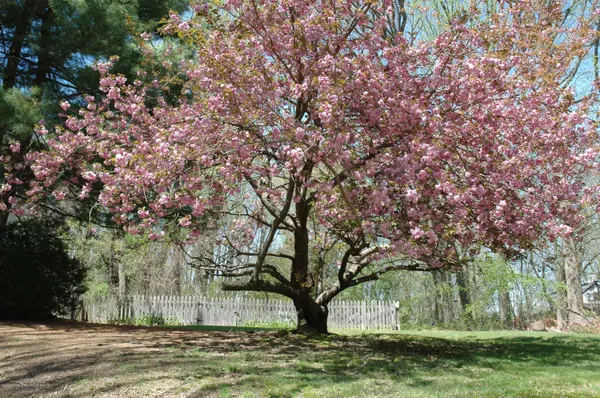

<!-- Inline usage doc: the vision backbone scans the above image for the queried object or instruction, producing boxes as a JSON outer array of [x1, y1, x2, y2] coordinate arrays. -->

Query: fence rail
[[585, 303, 600, 315], [78, 295, 399, 330]]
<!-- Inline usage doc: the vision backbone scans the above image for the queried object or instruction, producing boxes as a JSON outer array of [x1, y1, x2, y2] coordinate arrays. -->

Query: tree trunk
[[106, 238, 123, 299], [3, 16, 29, 90], [173, 256, 181, 296], [536, 251, 555, 314], [294, 298, 328, 334], [499, 291, 513, 328], [432, 272, 442, 324], [433, 271, 453, 325], [555, 258, 568, 329], [291, 195, 324, 333], [107, 243, 119, 295], [172, 246, 182, 296], [315, 250, 326, 297], [456, 266, 471, 321], [33, 6, 53, 88], [442, 273, 453, 324], [564, 238, 586, 326], [118, 260, 126, 301]]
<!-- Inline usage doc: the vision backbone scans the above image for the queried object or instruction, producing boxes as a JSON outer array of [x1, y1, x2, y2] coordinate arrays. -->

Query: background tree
[[70, 225, 219, 299]]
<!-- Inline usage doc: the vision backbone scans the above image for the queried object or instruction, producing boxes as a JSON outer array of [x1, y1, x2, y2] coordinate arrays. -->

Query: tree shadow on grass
[[1, 321, 599, 397]]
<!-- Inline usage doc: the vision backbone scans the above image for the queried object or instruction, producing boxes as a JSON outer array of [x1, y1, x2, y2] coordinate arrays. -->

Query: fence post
[[199, 297, 203, 325]]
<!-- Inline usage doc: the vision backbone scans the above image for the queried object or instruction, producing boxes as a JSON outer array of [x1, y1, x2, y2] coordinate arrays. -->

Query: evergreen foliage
[[0, 220, 87, 319]]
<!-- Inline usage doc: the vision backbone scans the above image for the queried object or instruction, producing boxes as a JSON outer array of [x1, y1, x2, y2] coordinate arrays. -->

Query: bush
[[132, 314, 166, 326], [242, 320, 295, 328], [106, 315, 183, 327], [0, 220, 87, 320]]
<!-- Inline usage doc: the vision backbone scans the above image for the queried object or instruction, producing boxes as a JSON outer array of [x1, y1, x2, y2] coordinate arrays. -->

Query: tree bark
[[555, 257, 568, 329], [290, 195, 322, 332], [294, 298, 328, 334], [33, 6, 54, 87], [118, 259, 126, 301], [105, 238, 122, 299], [167, 245, 182, 296], [291, 199, 311, 292], [563, 238, 586, 326], [499, 291, 513, 328], [432, 272, 442, 324], [433, 271, 453, 324], [3, 15, 29, 90], [107, 241, 119, 295], [442, 272, 453, 324], [456, 266, 471, 320]]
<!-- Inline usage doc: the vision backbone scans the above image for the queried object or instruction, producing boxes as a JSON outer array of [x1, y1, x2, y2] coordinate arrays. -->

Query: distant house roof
[[582, 280, 600, 294]]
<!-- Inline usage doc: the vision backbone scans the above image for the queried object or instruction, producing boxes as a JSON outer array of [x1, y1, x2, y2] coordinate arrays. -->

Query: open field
[[1, 322, 600, 397]]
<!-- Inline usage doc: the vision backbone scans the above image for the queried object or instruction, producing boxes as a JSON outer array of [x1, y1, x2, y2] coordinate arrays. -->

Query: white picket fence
[[585, 303, 600, 315], [79, 295, 399, 330]]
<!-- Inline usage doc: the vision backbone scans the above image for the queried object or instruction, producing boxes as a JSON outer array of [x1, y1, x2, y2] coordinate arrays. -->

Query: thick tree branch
[[349, 262, 427, 286], [253, 177, 295, 280], [244, 173, 295, 230], [338, 246, 359, 288], [222, 278, 298, 300]]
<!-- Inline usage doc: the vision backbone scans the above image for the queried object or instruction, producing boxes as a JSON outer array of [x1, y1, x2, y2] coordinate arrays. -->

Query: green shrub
[[106, 314, 183, 327], [132, 314, 166, 326], [0, 220, 87, 320], [242, 320, 294, 328]]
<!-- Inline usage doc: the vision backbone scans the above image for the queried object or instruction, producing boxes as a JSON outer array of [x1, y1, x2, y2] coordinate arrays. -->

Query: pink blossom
[[410, 227, 425, 240], [35, 124, 48, 136], [405, 189, 419, 204], [416, 170, 428, 181], [82, 171, 97, 181], [148, 231, 165, 240], [52, 190, 66, 200], [179, 217, 192, 227], [107, 87, 121, 100]]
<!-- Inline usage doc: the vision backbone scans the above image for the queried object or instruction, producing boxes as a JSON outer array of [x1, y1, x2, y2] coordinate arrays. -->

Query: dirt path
[[0, 321, 283, 397]]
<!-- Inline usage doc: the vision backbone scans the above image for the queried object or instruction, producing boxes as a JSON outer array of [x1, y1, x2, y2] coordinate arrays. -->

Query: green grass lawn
[[2, 322, 600, 397], [162, 326, 600, 397]]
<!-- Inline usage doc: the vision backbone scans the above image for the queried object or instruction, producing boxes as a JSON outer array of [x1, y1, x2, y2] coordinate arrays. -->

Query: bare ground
[[0, 321, 300, 398]]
